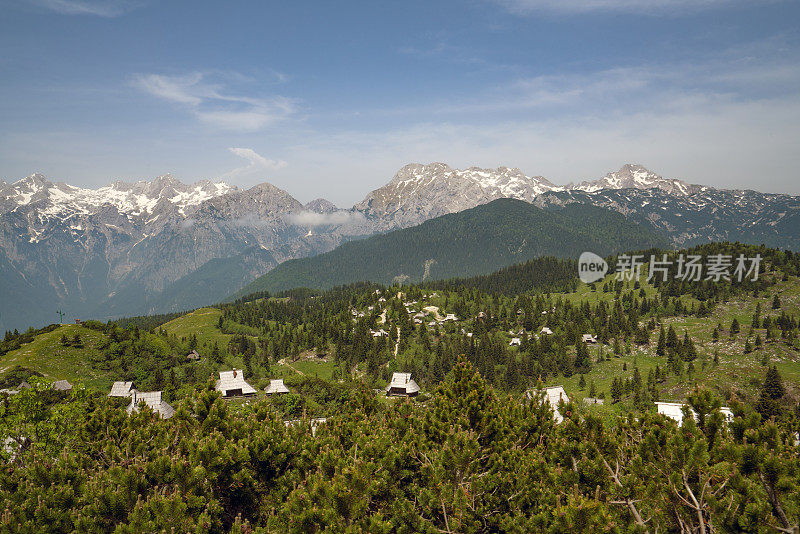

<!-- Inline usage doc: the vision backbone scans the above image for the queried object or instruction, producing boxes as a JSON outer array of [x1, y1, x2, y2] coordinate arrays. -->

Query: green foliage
[[233, 199, 666, 297], [1, 364, 797, 532]]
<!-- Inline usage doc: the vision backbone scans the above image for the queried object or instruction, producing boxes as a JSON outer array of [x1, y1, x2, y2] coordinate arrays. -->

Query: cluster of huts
[[106, 370, 294, 420], [0, 379, 73, 395], [506, 327, 597, 347], [523, 388, 735, 427], [104, 369, 743, 430]]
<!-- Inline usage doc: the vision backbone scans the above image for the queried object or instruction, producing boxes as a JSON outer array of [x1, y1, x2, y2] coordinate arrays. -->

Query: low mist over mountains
[[232, 199, 667, 297], [1, 163, 798, 331]]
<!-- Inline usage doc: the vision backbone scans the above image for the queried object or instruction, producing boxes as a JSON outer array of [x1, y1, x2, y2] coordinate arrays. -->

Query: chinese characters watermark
[[612, 253, 761, 283]]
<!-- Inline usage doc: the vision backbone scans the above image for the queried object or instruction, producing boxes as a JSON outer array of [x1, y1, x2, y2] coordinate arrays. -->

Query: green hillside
[[144, 247, 277, 314], [232, 198, 667, 298], [3, 242, 798, 418], [0, 324, 111, 389]]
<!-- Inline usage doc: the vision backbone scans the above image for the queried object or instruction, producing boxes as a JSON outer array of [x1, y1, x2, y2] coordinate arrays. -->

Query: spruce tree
[[730, 318, 740, 337], [656, 325, 666, 356], [756, 366, 785, 418]]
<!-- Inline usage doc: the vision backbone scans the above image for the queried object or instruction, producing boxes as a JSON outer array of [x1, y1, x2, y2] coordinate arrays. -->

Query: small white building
[[371, 329, 389, 337], [265, 379, 290, 395], [655, 402, 734, 426], [126, 390, 175, 419], [509, 337, 521, 346], [545, 386, 570, 423], [541, 327, 554, 335], [385, 372, 420, 397], [215, 369, 257, 397], [108, 381, 134, 397], [581, 334, 598, 344], [443, 314, 458, 322], [526, 386, 570, 423]]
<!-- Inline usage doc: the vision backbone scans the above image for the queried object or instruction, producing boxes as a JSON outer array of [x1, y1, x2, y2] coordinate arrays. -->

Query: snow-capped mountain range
[[354, 162, 703, 229], [1, 163, 797, 331], [0, 173, 234, 226]]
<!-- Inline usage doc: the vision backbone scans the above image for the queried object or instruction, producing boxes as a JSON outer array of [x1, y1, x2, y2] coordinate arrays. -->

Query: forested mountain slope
[[233, 198, 666, 297]]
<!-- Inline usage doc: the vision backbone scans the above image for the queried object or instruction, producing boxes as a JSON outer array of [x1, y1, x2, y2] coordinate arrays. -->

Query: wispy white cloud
[[273, 50, 800, 200], [218, 147, 287, 183], [494, 0, 776, 15], [28, 0, 143, 17], [132, 72, 297, 131]]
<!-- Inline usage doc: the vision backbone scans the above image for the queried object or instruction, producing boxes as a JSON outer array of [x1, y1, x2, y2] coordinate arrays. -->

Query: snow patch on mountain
[[1, 173, 236, 219], [571, 164, 705, 196]]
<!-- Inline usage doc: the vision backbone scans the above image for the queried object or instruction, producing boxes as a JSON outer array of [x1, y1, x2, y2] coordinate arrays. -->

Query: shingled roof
[[385, 372, 420, 397], [126, 390, 175, 419], [264, 379, 290, 395], [525, 386, 570, 423], [108, 381, 134, 397], [215, 369, 257, 397]]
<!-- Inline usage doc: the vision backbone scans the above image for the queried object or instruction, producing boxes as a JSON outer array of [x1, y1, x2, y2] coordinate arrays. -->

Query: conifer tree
[[756, 366, 785, 419]]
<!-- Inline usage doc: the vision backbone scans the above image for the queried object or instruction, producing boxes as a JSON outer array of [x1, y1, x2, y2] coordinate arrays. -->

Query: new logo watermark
[[578, 252, 762, 283], [578, 252, 608, 283]]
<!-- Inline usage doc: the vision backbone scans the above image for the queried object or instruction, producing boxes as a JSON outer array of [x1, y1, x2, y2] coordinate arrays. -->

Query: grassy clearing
[[161, 307, 232, 350], [0, 324, 111, 389], [291, 360, 335, 380]]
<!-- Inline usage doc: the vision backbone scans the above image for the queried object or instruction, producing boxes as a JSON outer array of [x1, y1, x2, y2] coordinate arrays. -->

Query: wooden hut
[[385, 372, 420, 397], [264, 379, 290, 395], [126, 390, 175, 419], [215, 369, 257, 397]]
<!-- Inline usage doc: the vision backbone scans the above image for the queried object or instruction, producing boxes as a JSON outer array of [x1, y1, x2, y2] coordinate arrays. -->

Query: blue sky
[[1, 0, 799, 204]]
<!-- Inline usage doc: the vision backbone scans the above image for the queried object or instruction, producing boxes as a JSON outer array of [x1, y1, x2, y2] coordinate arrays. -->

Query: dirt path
[[277, 357, 305, 376]]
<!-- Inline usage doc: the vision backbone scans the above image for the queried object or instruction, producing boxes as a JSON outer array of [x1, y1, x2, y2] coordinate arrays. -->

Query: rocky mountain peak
[[12, 172, 51, 192], [354, 162, 562, 230], [572, 164, 703, 195], [1, 173, 53, 205], [304, 198, 338, 213]]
